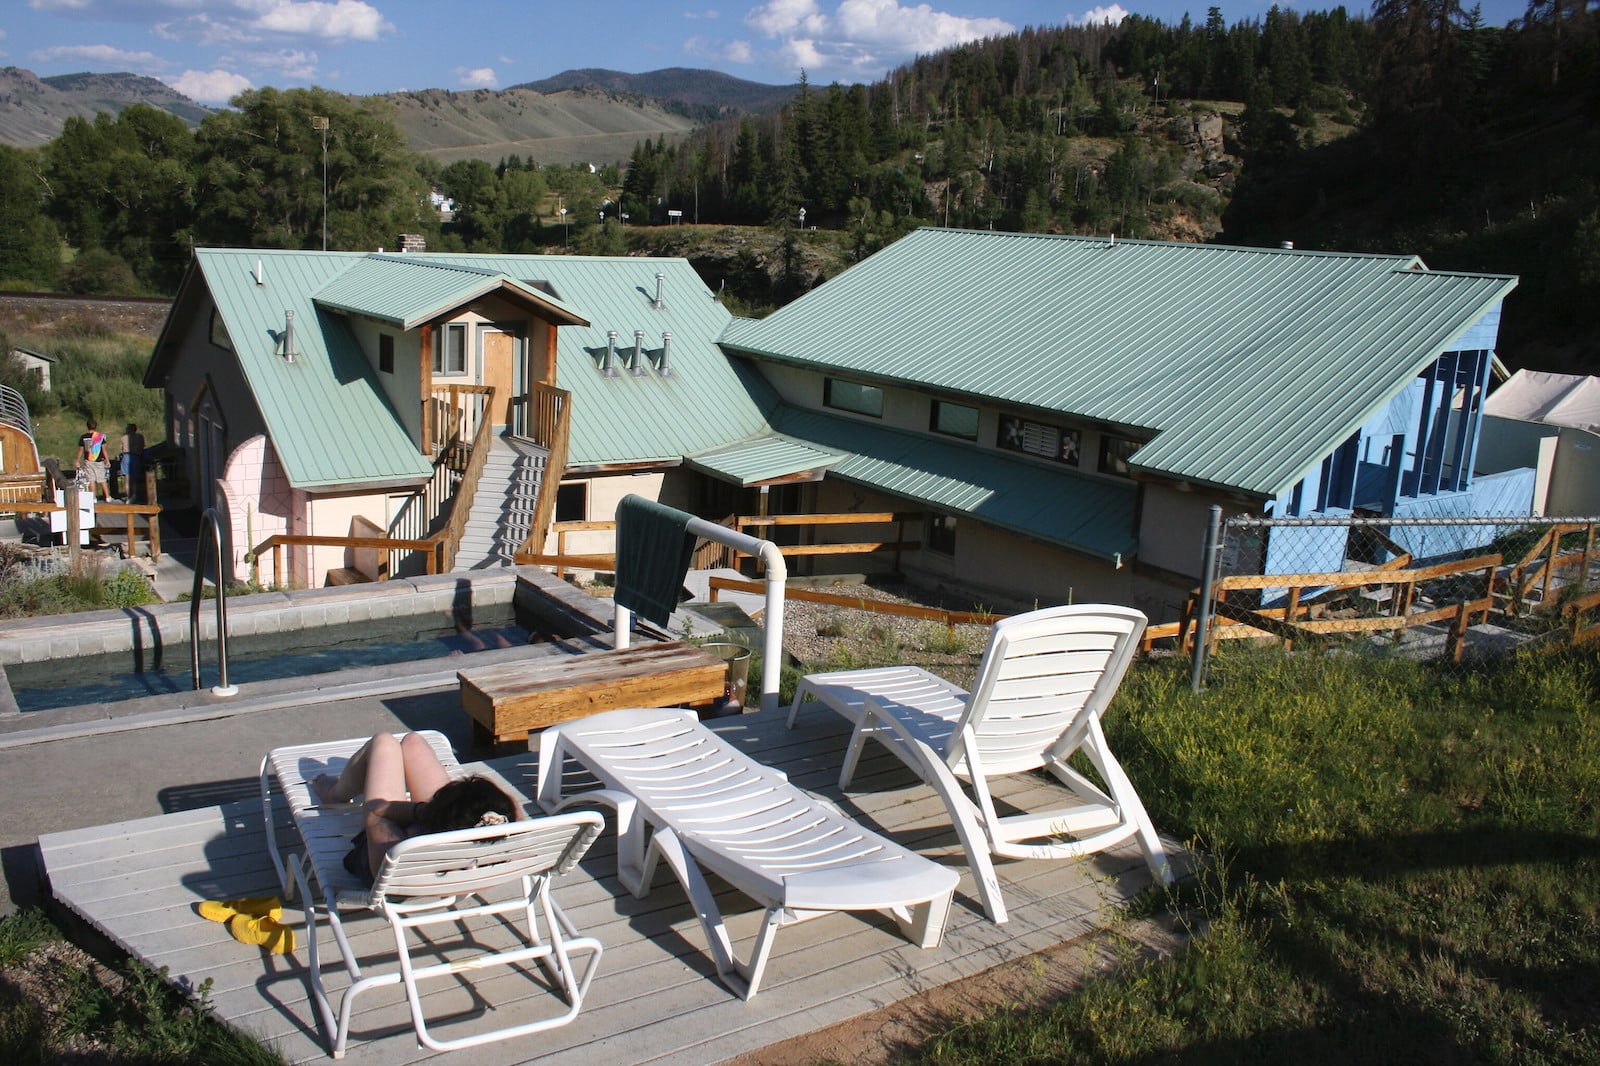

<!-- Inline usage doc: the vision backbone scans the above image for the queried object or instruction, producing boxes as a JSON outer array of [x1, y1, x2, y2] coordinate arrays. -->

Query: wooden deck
[[39, 708, 1170, 1065]]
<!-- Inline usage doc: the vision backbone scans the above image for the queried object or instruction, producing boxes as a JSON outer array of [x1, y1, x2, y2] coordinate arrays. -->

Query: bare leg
[[360, 734, 411, 874], [311, 735, 383, 803], [398, 732, 452, 804]]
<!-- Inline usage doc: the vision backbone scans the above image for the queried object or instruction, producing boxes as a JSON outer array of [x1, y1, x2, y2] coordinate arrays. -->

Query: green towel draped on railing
[[615, 494, 698, 627]]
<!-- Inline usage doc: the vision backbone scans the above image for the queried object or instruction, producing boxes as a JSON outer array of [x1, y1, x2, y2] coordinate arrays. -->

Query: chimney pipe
[[653, 271, 667, 310], [603, 330, 619, 377], [658, 331, 673, 377], [282, 310, 295, 364], [255, 259, 264, 286], [1279, 240, 1295, 250], [632, 329, 647, 376]]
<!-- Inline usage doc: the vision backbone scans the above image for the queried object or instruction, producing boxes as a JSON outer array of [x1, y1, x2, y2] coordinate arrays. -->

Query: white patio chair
[[260, 733, 604, 1059], [536, 707, 959, 999], [788, 604, 1173, 924]]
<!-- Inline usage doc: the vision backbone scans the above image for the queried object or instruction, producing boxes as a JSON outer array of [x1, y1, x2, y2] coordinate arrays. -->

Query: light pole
[[798, 206, 806, 230], [311, 115, 329, 250], [559, 207, 568, 246]]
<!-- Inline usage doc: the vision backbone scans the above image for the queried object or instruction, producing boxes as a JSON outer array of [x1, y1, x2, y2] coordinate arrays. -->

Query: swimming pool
[[5, 604, 534, 712]]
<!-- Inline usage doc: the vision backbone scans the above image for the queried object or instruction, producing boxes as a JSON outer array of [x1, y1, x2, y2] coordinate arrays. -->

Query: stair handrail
[[0, 383, 34, 437], [190, 506, 238, 696], [516, 382, 571, 561], [435, 385, 498, 573]]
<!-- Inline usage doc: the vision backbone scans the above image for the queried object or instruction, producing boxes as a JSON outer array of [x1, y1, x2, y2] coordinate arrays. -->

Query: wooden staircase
[[452, 436, 548, 570]]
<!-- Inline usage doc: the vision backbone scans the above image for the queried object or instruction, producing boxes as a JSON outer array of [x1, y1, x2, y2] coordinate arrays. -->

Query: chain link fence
[[1183, 512, 1600, 688]]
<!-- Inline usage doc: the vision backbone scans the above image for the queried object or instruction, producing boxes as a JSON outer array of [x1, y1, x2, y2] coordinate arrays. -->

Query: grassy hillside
[[384, 87, 696, 167], [0, 67, 207, 147], [515, 68, 799, 117]]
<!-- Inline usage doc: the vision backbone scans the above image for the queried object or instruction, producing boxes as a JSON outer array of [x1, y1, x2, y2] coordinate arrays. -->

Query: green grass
[[2, 320, 163, 466], [913, 642, 1600, 1063], [0, 546, 160, 618], [0, 910, 285, 1065]]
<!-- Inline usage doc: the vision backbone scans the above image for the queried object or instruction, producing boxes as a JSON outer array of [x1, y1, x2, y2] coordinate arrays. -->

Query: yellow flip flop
[[199, 896, 282, 924], [228, 913, 297, 954]]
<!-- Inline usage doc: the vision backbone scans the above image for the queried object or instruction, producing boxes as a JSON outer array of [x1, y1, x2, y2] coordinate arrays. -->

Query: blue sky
[[3, 0, 1529, 106]]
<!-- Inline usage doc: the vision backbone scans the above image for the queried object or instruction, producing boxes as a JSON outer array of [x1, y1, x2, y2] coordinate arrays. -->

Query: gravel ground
[[774, 580, 994, 689]]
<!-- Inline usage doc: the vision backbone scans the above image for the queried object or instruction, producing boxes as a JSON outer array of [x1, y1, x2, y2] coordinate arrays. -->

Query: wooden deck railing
[[514, 382, 571, 562], [1503, 521, 1598, 615], [433, 385, 498, 573], [248, 533, 441, 586]]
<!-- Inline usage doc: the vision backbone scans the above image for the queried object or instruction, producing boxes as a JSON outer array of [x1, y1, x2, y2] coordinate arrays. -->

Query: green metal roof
[[184, 249, 433, 490], [313, 255, 588, 329], [770, 406, 1137, 561], [722, 229, 1519, 499], [685, 432, 842, 486]]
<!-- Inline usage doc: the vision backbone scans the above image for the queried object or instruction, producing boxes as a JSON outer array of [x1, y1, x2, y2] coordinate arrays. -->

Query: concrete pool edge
[[0, 567, 629, 747]]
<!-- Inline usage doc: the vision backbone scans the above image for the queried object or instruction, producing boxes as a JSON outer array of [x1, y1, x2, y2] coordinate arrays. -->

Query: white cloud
[[682, 8, 720, 18], [167, 67, 254, 103], [252, 0, 392, 42], [1068, 4, 1129, 27], [30, 43, 167, 71], [734, 0, 1012, 78], [685, 34, 754, 64], [244, 48, 319, 79], [497, 54, 514, 65], [455, 66, 497, 89], [724, 39, 752, 62]]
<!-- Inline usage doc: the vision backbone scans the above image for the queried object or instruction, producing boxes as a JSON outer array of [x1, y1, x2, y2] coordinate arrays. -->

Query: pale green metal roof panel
[[431, 254, 769, 468], [312, 255, 588, 329], [685, 433, 842, 486], [771, 407, 1136, 560], [195, 249, 433, 489], [723, 229, 1517, 498]]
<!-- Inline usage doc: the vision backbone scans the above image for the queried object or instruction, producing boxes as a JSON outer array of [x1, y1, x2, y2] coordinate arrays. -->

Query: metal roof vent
[[603, 330, 619, 377], [255, 259, 264, 286], [653, 271, 668, 311], [631, 329, 647, 376], [281, 310, 296, 364], [658, 331, 673, 377], [1279, 240, 1295, 250]]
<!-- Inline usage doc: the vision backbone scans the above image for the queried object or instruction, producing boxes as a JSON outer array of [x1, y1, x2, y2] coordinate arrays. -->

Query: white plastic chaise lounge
[[260, 731, 604, 1058], [535, 707, 960, 999], [789, 604, 1174, 924]]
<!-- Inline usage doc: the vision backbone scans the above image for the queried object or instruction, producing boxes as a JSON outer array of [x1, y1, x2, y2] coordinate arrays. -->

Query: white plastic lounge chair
[[788, 604, 1173, 924], [260, 732, 604, 1059], [535, 707, 959, 999]]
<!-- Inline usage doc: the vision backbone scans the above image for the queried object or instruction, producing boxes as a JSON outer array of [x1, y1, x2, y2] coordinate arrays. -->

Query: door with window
[[479, 326, 525, 435]]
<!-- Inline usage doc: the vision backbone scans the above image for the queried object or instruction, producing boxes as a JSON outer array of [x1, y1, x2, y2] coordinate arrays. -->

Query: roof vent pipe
[[282, 310, 295, 364], [653, 271, 667, 310], [1280, 240, 1295, 250], [658, 331, 673, 377], [255, 259, 264, 286], [603, 330, 619, 377], [632, 329, 647, 376]]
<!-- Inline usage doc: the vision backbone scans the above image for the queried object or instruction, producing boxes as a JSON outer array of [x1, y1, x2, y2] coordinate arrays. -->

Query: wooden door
[[481, 329, 518, 432]]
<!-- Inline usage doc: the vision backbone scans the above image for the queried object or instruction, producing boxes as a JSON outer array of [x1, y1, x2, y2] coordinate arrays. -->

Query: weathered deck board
[[41, 708, 1169, 1065]]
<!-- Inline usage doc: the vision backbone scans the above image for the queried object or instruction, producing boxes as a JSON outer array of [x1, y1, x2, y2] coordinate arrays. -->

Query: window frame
[[378, 333, 395, 374], [433, 322, 469, 376], [926, 513, 958, 557], [930, 400, 979, 441], [822, 377, 884, 418], [1098, 435, 1141, 477]]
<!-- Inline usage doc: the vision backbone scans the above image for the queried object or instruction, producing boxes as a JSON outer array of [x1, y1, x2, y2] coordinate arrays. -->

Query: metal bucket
[[698, 641, 751, 717]]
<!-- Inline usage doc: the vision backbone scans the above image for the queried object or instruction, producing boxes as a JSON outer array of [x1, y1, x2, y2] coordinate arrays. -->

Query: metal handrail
[[190, 507, 238, 696], [0, 383, 33, 437]]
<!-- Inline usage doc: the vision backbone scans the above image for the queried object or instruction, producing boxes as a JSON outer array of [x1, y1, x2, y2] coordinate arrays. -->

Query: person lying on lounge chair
[[312, 732, 518, 882]]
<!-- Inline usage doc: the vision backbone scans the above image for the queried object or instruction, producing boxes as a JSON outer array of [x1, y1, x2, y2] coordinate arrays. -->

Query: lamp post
[[310, 115, 329, 250], [559, 207, 568, 246], [798, 206, 806, 230]]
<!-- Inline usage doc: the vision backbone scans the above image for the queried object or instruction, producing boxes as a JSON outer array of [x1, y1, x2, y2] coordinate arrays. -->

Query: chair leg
[[1081, 717, 1174, 885], [645, 826, 766, 999], [785, 680, 818, 729]]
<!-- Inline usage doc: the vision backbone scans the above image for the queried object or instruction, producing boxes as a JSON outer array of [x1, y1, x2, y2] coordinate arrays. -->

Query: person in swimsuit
[[311, 733, 518, 882]]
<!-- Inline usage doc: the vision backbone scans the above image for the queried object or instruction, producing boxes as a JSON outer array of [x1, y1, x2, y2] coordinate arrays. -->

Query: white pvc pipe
[[612, 518, 788, 714]]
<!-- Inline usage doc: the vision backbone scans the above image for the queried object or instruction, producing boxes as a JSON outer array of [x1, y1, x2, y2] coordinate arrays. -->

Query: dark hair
[[419, 775, 516, 834]]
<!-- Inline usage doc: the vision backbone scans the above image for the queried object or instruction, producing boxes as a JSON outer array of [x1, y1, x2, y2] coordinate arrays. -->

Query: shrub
[[59, 249, 139, 297]]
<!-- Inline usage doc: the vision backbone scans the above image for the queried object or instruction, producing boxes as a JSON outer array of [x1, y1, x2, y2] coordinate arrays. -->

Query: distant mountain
[[0, 67, 209, 146], [379, 86, 701, 167], [515, 68, 799, 117]]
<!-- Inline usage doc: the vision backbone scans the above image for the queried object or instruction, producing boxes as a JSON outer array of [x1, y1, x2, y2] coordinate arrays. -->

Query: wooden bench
[[459, 641, 729, 749]]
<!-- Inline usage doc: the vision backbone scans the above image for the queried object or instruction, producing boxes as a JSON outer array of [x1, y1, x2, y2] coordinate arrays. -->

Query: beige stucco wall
[[305, 490, 406, 587], [346, 316, 424, 446]]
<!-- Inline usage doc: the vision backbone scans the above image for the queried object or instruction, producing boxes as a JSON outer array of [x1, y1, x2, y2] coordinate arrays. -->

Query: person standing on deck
[[75, 418, 110, 503], [118, 423, 145, 502]]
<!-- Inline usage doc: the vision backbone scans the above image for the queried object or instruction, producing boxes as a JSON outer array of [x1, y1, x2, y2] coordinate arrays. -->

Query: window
[[1099, 435, 1140, 477], [208, 308, 233, 352], [823, 378, 883, 418], [930, 401, 979, 440], [378, 334, 394, 374], [997, 413, 1080, 466], [927, 513, 957, 556], [555, 482, 588, 523], [433, 322, 468, 375]]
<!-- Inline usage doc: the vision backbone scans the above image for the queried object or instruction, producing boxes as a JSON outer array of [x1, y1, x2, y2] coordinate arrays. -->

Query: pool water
[[6, 608, 533, 713]]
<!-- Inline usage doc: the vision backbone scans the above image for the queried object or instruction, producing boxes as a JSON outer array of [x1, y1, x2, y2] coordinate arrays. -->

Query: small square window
[[209, 308, 233, 352], [930, 401, 979, 440], [927, 513, 957, 556], [1099, 435, 1140, 477], [823, 378, 883, 418], [433, 323, 468, 375], [555, 482, 588, 523], [378, 334, 394, 374]]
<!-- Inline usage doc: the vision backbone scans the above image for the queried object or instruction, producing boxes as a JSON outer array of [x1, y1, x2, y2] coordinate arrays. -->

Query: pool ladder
[[191, 507, 238, 696]]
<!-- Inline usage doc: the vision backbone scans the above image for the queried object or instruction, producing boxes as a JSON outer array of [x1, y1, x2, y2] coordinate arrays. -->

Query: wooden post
[[148, 510, 161, 561], [1283, 587, 1302, 651], [144, 466, 158, 506], [65, 484, 81, 562]]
